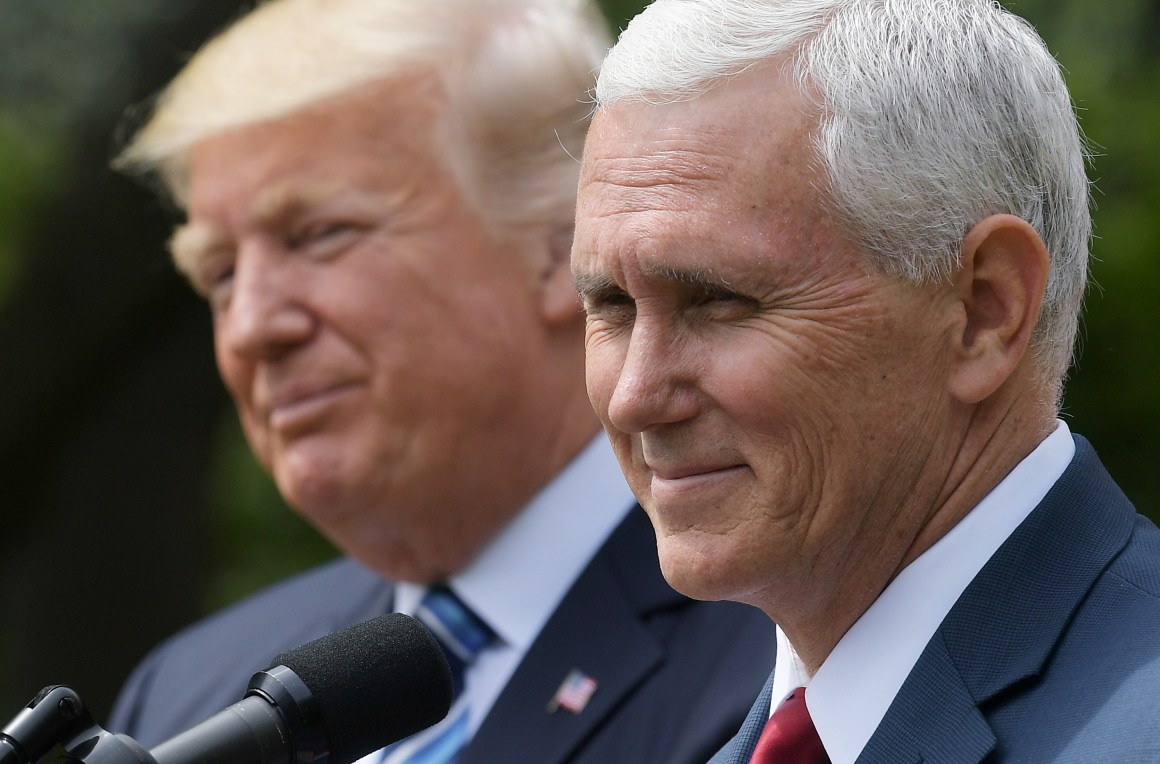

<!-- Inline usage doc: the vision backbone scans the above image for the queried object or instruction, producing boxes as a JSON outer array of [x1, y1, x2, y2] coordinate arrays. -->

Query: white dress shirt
[[770, 421, 1076, 764], [392, 434, 635, 737]]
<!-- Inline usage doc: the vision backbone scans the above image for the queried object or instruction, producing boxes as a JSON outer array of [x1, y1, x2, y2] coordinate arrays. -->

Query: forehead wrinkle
[[588, 122, 740, 187], [584, 152, 747, 235], [594, 140, 735, 192]]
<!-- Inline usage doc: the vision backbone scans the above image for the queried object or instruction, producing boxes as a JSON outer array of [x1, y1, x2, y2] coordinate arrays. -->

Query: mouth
[[650, 460, 744, 480], [266, 382, 358, 433], [648, 463, 747, 496]]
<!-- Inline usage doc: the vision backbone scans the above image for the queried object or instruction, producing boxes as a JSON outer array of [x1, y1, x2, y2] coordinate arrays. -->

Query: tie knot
[[415, 586, 495, 699], [749, 687, 830, 764]]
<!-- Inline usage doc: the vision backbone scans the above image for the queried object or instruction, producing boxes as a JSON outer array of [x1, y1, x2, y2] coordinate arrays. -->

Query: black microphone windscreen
[[269, 613, 453, 764]]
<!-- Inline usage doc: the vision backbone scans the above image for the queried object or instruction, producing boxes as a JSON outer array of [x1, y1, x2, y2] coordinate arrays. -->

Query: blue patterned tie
[[381, 586, 495, 764]]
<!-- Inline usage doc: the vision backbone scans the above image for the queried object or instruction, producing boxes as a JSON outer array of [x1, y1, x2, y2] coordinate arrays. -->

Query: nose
[[216, 247, 314, 360], [602, 320, 698, 435]]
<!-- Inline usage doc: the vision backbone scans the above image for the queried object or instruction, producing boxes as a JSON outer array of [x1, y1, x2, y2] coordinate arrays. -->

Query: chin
[[345, 539, 449, 585], [275, 432, 365, 497], [655, 533, 749, 604], [276, 462, 355, 525]]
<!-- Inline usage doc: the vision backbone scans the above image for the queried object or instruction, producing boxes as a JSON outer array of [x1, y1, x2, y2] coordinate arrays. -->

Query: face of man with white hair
[[174, 76, 593, 584], [572, 62, 1050, 669]]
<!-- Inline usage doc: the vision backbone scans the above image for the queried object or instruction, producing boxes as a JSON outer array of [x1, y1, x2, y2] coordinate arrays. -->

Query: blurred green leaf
[[0, 115, 63, 303]]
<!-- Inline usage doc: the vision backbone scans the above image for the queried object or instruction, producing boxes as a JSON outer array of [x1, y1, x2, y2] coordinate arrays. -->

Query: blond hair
[[117, 0, 611, 231]]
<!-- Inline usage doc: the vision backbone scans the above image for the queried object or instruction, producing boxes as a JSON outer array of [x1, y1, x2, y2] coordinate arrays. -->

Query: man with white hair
[[107, 0, 774, 761], [573, 0, 1160, 761]]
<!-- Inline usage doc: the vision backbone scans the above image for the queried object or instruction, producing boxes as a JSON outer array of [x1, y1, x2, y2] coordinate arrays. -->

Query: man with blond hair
[[573, 0, 1160, 761], [108, 0, 773, 761]]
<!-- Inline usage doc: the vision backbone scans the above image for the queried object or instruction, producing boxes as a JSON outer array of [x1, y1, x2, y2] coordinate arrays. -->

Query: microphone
[[1, 686, 92, 764], [148, 612, 453, 764]]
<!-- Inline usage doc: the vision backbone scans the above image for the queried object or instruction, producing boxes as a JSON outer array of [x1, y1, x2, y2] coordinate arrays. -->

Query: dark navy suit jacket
[[712, 436, 1160, 763], [110, 508, 776, 763]]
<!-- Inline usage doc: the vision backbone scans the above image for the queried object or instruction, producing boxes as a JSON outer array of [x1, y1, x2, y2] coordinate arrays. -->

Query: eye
[[689, 287, 757, 321], [286, 220, 364, 259], [188, 252, 236, 302], [582, 289, 637, 327]]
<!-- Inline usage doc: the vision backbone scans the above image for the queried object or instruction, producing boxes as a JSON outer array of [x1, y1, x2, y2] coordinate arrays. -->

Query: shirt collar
[[773, 421, 1075, 764], [396, 435, 636, 652]]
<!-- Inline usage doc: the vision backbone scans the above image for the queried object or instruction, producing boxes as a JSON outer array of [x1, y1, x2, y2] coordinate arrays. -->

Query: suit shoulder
[[1105, 512, 1160, 598], [153, 556, 386, 652], [109, 557, 389, 745]]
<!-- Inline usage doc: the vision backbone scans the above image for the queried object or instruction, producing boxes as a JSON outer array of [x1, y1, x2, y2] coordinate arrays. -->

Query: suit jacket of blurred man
[[111, 509, 775, 764], [711, 436, 1160, 763]]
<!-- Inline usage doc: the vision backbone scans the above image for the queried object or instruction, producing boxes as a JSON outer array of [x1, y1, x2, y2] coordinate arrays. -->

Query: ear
[[538, 223, 584, 327], [947, 214, 1049, 404]]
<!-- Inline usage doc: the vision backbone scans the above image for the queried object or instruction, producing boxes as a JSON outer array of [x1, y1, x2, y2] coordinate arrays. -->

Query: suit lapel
[[861, 436, 1134, 763], [856, 637, 991, 764], [707, 673, 774, 764], [463, 509, 684, 764]]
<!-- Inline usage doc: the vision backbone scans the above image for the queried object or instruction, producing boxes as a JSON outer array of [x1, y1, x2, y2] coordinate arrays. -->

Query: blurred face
[[178, 78, 567, 580], [573, 66, 960, 621]]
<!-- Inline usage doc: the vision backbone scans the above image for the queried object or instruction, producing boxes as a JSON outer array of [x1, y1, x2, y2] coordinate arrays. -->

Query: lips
[[649, 461, 746, 496], [265, 380, 358, 432], [649, 461, 743, 481]]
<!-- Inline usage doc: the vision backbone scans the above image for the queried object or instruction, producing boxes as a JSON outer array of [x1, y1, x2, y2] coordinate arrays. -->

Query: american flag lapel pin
[[547, 668, 598, 714]]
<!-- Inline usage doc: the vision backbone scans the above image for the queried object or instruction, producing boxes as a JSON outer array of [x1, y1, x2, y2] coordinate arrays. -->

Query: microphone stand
[[1, 686, 156, 764]]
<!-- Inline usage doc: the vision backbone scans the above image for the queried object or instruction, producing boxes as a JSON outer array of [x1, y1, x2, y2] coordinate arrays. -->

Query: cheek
[[235, 406, 274, 476], [213, 322, 249, 391], [215, 347, 255, 414], [583, 333, 624, 419], [699, 332, 865, 485], [725, 317, 886, 414], [212, 340, 274, 463], [215, 362, 248, 409]]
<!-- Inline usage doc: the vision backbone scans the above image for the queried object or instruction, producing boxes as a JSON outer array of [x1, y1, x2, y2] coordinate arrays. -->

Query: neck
[[777, 381, 1057, 675]]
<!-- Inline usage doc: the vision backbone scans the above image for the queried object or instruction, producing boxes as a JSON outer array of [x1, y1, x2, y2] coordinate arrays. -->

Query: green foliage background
[[0, 0, 1156, 722]]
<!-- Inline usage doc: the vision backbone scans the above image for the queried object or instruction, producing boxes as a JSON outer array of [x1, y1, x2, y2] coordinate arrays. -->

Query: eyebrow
[[572, 271, 620, 303], [250, 180, 347, 223], [169, 222, 229, 279], [573, 263, 737, 302], [168, 180, 362, 277], [652, 262, 734, 291]]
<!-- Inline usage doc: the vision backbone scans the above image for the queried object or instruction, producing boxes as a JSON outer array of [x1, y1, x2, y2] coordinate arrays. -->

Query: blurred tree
[[600, 0, 646, 29], [0, 0, 259, 723], [0, 0, 1156, 732], [1009, 0, 1160, 516]]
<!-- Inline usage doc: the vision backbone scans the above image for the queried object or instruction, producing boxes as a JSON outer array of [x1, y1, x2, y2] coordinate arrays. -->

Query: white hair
[[116, 0, 612, 231], [597, 0, 1091, 399]]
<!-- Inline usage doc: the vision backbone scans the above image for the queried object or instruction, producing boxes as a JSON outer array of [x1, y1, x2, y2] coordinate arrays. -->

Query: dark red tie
[[749, 687, 830, 764]]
